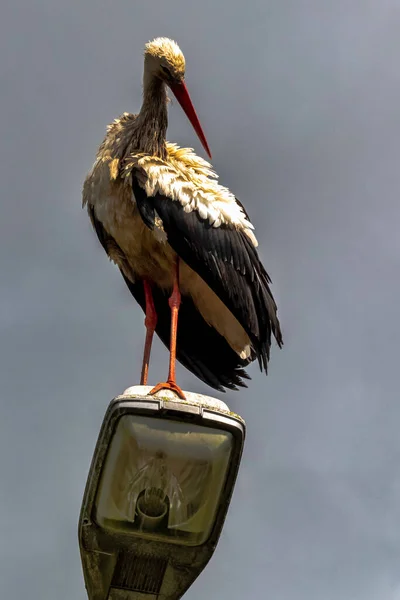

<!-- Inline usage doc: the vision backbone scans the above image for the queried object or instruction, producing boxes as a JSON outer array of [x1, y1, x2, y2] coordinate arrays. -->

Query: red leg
[[150, 259, 186, 399], [140, 281, 157, 386]]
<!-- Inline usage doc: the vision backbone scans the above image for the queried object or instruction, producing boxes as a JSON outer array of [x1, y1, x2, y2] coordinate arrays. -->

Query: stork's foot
[[149, 380, 186, 400]]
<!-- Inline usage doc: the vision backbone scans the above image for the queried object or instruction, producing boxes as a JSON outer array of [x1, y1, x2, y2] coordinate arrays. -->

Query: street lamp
[[79, 385, 245, 600]]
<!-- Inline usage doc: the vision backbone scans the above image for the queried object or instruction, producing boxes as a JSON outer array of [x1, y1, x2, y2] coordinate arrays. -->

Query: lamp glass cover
[[94, 415, 233, 546]]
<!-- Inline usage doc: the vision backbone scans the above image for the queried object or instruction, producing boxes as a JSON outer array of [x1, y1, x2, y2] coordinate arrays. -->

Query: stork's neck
[[135, 76, 168, 159]]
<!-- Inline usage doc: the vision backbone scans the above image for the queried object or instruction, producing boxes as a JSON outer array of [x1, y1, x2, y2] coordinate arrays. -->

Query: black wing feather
[[132, 175, 283, 374]]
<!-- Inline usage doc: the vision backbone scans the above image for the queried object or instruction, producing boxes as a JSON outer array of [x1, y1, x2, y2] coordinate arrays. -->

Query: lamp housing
[[78, 386, 245, 600]]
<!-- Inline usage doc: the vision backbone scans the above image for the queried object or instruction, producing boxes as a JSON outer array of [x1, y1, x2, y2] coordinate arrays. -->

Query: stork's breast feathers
[[122, 143, 258, 247]]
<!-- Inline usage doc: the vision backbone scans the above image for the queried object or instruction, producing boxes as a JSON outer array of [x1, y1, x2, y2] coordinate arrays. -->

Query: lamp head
[[78, 386, 245, 600]]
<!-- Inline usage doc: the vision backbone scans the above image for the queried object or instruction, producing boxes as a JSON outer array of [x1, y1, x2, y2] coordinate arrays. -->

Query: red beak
[[169, 80, 212, 159]]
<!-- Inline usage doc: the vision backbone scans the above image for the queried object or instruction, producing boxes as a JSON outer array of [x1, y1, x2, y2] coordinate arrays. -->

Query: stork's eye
[[161, 65, 172, 78]]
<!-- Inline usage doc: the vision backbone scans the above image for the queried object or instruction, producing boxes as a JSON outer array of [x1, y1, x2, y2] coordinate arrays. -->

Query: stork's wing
[[87, 203, 251, 391], [132, 176, 283, 373]]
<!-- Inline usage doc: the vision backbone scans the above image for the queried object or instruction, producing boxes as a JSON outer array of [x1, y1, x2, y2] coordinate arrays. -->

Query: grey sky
[[1, 0, 400, 598]]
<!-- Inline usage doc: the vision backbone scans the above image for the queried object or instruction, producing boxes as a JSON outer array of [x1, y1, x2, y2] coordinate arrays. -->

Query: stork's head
[[144, 37, 186, 82], [144, 37, 211, 159]]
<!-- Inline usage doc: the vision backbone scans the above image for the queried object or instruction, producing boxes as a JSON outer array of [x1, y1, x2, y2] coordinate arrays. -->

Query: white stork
[[83, 37, 283, 399]]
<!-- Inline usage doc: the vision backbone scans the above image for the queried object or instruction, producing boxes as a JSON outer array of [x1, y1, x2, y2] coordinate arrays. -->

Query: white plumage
[[123, 141, 258, 247]]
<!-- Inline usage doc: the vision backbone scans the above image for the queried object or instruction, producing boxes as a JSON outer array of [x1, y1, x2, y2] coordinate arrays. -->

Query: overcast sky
[[1, 1, 400, 598]]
